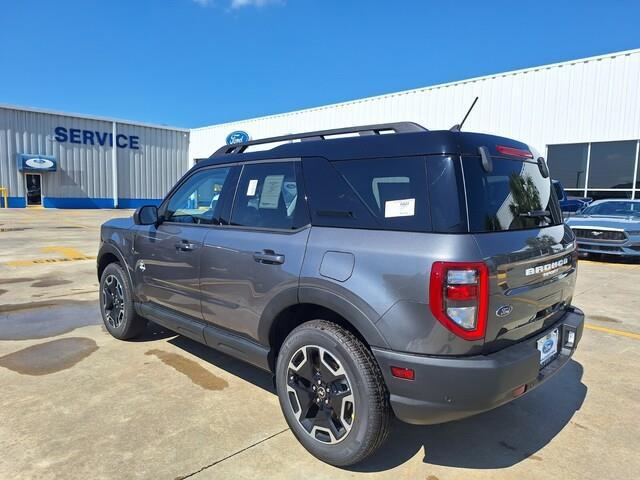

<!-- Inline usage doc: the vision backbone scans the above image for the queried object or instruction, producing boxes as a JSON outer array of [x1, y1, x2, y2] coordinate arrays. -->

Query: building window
[[547, 143, 588, 189], [547, 140, 640, 200], [588, 141, 637, 189]]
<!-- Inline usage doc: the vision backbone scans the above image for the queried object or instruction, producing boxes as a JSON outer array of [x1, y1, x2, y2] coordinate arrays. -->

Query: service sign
[[17, 153, 57, 172]]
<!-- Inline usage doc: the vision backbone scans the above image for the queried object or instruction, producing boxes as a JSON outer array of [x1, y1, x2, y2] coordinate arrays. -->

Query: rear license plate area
[[537, 328, 559, 368]]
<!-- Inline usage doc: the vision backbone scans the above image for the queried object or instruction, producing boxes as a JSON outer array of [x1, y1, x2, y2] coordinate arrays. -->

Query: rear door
[[460, 154, 577, 352], [132, 166, 236, 319], [199, 160, 310, 341]]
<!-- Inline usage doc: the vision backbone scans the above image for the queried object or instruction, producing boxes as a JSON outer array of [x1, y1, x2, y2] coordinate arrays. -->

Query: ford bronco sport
[[97, 122, 584, 466]]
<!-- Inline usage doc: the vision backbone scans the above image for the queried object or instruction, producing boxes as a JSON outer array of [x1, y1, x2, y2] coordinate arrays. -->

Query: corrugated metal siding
[[0, 107, 189, 203], [190, 49, 640, 161], [116, 124, 190, 200]]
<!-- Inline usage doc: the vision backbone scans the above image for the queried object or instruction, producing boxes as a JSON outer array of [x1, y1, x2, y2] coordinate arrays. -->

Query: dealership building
[[1, 48, 639, 208], [0, 106, 189, 208]]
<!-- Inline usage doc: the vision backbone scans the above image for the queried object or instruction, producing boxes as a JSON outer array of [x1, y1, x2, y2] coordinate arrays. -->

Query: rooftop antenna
[[450, 96, 478, 132]]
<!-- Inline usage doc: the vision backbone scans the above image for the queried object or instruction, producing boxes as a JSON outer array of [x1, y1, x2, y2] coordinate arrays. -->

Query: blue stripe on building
[[5, 197, 26, 208], [2, 197, 162, 209], [43, 197, 115, 209]]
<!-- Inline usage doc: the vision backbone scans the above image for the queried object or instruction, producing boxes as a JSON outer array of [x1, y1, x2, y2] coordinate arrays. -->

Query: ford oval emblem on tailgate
[[496, 305, 513, 317], [542, 338, 555, 354]]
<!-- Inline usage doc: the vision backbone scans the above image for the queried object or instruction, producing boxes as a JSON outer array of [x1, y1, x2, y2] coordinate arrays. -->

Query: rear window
[[462, 156, 562, 232]]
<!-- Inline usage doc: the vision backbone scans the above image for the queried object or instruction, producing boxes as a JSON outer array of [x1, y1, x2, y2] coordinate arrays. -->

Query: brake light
[[496, 145, 533, 159], [429, 261, 489, 341]]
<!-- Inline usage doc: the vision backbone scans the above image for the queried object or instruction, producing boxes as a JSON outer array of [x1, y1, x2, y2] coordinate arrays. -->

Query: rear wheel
[[276, 320, 391, 467], [99, 263, 146, 340]]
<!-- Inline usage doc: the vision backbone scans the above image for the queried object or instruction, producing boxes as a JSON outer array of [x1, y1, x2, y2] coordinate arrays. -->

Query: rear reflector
[[512, 384, 527, 397], [496, 145, 533, 159], [390, 366, 415, 381], [446, 284, 478, 301]]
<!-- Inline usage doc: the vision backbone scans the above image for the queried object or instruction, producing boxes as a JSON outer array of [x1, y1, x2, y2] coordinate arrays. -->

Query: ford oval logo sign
[[25, 158, 55, 170], [226, 131, 250, 145], [542, 338, 555, 354], [18, 154, 57, 172], [496, 305, 513, 317]]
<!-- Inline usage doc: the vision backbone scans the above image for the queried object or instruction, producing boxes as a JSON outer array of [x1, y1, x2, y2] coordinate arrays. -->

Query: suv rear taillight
[[429, 261, 489, 341]]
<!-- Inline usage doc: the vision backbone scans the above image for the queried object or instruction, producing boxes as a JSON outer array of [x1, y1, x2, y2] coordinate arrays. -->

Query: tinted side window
[[302, 157, 378, 229], [164, 167, 231, 224], [333, 157, 431, 232], [231, 162, 308, 230]]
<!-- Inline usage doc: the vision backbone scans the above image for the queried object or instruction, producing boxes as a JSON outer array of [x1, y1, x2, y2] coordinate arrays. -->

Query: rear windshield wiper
[[518, 210, 552, 219]]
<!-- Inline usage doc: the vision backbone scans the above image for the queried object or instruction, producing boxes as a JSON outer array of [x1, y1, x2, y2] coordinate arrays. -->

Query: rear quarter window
[[332, 156, 431, 232]]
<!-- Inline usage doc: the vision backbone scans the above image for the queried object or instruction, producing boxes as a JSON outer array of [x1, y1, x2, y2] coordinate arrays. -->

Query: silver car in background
[[566, 199, 640, 257]]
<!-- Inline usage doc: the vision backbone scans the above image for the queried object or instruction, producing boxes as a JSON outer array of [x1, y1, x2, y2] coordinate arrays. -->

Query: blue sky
[[1, 0, 638, 128]]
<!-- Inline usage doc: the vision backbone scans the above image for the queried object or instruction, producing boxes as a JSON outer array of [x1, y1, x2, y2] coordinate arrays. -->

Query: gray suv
[[97, 122, 584, 466]]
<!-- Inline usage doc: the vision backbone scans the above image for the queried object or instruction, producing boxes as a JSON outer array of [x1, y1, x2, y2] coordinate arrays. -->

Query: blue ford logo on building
[[17, 154, 57, 172], [542, 338, 555, 354], [226, 131, 250, 145]]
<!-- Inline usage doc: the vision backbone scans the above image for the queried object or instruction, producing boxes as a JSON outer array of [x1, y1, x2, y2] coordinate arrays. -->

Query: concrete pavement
[[0, 209, 638, 479]]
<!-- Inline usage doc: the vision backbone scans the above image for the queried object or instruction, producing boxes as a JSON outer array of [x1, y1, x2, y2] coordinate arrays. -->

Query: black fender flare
[[97, 242, 135, 290], [257, 285, 390, 350]]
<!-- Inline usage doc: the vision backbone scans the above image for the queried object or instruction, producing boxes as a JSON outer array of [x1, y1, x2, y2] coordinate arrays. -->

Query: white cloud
[[230, 0, 284, 8]]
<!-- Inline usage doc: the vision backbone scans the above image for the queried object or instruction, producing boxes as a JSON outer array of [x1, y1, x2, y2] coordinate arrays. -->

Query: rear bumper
[[372, 307, 584, 425]]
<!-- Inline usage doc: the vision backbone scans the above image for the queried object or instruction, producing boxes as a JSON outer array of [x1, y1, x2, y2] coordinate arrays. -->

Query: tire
[[99, 262, 146, 340], [275, 320, 391, 467]]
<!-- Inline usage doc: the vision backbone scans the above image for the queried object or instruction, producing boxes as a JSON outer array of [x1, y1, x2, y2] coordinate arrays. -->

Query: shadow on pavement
[[137, 323, 586, 472], [353, 359, 587, 471]]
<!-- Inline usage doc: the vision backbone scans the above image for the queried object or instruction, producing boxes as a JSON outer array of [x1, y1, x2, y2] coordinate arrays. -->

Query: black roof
[[196, 122, 532, 169]]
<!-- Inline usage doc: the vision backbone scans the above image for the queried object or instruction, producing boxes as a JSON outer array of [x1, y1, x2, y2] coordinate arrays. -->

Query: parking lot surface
[[1, 209, 639, 480]]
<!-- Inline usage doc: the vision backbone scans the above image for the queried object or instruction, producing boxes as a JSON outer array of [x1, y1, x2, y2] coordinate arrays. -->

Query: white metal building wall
[[0, 107, 113, 200], [116, 123, 189, 200], [189, 48, 640, 162], [0, 105, 190, 206]]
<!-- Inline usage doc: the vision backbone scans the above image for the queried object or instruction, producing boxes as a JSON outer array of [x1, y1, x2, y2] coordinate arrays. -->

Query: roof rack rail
[[212, 122, 427, 156]]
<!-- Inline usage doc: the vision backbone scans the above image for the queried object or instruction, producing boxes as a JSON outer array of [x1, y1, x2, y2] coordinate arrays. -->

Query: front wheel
[[99, 263, 146, 340], [275, 320, 391, 467]]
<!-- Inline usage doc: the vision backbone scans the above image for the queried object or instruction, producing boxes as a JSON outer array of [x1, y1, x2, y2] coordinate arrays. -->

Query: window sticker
[[385, 198, 415, 218], [259, 175, 285, 209], [246, 179, 258, 196]]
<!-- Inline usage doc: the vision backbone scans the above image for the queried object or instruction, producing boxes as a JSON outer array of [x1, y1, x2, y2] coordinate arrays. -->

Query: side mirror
[[133, 205, 159, 225]]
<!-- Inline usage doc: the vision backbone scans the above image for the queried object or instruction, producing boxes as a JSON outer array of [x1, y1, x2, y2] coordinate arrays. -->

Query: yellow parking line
[[41, 246, 89, 259], [4, 246, 96, 267], [585, 323, 640, 340]]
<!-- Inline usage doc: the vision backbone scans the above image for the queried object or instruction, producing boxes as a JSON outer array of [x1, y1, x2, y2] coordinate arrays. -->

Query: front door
[[25, 173, 42, 206], [132, 166, 236, 320], [200, 160, 310, 341]]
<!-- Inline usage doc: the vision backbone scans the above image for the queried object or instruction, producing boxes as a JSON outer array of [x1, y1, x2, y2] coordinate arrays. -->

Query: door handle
[[175, 240, 199, 252], [253, 250, 285, 265]]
